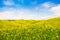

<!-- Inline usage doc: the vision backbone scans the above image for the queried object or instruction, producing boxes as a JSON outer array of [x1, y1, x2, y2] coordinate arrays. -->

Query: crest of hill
[[0, 17, 60, 24]]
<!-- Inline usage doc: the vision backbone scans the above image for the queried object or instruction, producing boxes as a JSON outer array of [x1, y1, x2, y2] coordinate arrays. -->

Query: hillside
[[0, 18, 60, 30], [0, 18, 60, 40]]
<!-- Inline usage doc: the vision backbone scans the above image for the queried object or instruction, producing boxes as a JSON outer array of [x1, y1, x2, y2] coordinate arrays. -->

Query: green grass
[[0, 18, 60, 40], [0, 27, 60, 40]]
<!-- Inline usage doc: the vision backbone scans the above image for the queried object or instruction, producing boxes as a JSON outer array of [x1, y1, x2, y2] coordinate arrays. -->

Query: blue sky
[[0, 0, 60, 20]]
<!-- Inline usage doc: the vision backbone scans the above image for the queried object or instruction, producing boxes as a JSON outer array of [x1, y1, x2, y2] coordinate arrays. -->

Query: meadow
[[0, 18, 60, 40]]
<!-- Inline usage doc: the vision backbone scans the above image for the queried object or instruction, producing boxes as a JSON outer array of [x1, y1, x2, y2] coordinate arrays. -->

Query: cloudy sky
[[0, 0, 60, 20]]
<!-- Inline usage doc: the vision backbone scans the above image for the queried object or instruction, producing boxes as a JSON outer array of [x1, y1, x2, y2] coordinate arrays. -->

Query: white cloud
[[35, 2, 55, 11], [0, 2, 60, 20], [0, 9, 39, 20], [34, 2, 60, 18], [0, 10, 16, 19], [0, 9, 51, 20], [42, 2, 52, 8], [41, 2, 60, 17], [50, 5, 60, 17], [3, 0, 15, 6]]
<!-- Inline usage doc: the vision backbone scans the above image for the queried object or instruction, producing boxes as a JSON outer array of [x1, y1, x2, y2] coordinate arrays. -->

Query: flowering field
[[0, 18, 60, 40]]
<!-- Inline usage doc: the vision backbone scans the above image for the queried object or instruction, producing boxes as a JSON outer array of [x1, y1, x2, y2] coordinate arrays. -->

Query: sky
[[0, 0, 60, 20]]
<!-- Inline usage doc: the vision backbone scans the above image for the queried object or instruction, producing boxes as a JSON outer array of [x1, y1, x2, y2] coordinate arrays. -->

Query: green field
[[0, 18, 60, 40]]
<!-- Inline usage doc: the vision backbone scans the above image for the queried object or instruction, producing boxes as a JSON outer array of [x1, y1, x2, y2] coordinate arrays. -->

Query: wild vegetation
[[0, 18, 60, 40]]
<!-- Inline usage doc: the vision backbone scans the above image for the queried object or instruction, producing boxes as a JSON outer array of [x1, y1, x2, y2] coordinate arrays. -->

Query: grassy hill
[[0, 18, 60, 40]]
